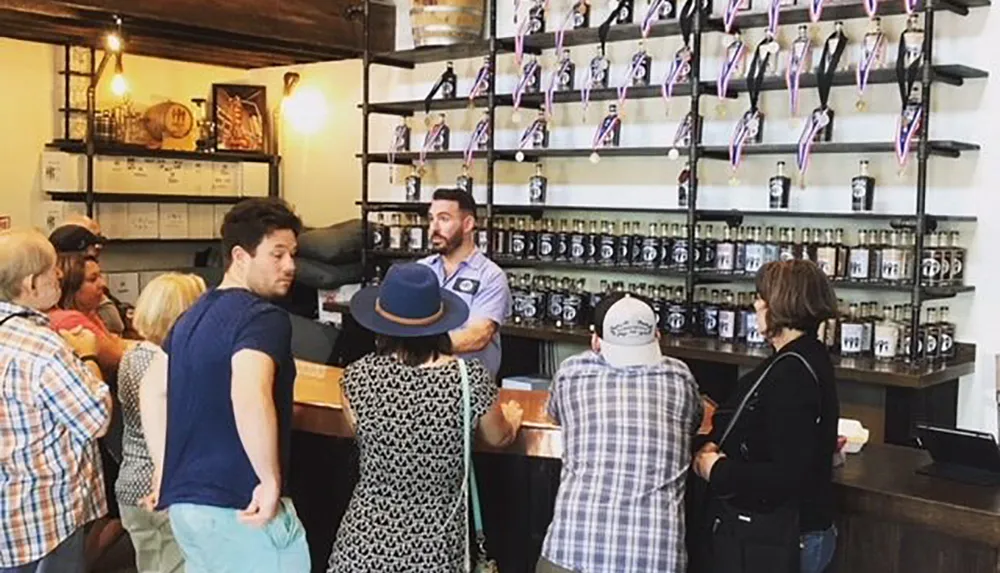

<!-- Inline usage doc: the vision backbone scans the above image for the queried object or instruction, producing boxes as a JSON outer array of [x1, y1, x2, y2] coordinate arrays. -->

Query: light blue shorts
[[168, 498, 310, 573]]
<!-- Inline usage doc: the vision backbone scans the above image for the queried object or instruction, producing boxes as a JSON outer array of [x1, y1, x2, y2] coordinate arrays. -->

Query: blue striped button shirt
[[0, 301, 110, 567], [541, 350, 702, 573]]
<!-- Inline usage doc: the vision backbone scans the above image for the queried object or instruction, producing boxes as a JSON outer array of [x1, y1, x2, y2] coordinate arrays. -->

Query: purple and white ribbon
[[729, 109, 760, 171], [582, 53, 608, 113], [617, 49, 648, 108], [856, 30, 885, 104], [809, 0, 825, 22], [546, 57, 573, 117], [785, 36, 810, 116], [514, 11, 532, 67], [673, 112, 694, 147], [469, 61, 491, 102], [420, 122, 446, 168], [662, 45, 692, 103], [717, 37, 746, 99], [642, 0, 667, 37], [554, 7, 577, 55], [519, 117, 546, 151], [513, 59, 540, 118], [903, 0, 919, 14], [796, 107, 830, 176], [592, 110, 620, 152], [723, 0, 743, 33], [895, 104, 922, 168], [464, 115, 490, 167], [767, 0, 782, 35], [864, 0, 879, 17]]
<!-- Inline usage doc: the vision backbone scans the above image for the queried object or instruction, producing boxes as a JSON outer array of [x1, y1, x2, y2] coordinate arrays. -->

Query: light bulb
[[106, 32, 122, 53], [111, 73, 128, 97], [283, 87, 328, 134]]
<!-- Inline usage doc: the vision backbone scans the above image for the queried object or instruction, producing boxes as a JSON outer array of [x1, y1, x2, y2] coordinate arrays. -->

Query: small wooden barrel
[[411, 0, 485, 47]]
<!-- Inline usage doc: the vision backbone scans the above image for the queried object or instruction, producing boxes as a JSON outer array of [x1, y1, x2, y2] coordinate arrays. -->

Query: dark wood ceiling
[[0, 0, 396, 68]]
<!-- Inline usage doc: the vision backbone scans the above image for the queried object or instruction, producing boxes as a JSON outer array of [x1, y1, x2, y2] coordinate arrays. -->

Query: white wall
[[380, 1, 998, 432]]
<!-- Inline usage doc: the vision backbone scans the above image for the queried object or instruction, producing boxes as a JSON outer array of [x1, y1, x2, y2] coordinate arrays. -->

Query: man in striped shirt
[[538, 293, 702, 573], [0, 229, 112, 573]]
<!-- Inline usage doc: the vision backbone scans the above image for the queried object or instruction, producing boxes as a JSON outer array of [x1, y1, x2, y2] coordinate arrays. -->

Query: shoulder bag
[[459, 358, 500, 573], [706, 351, 819, 573]]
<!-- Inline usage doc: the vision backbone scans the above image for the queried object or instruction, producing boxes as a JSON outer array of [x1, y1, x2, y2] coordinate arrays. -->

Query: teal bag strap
[[458, 358, 489, 566]]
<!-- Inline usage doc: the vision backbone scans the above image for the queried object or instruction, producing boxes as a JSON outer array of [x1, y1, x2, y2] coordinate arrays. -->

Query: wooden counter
[[291, 360, 1000, 573]]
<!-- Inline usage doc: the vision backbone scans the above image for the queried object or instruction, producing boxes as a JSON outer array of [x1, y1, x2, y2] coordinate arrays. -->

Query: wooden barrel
[[411, 0, 484, 47]]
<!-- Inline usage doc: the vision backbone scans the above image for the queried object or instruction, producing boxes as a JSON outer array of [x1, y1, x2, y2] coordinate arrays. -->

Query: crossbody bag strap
[[0, 312, 32, 329], [458, 358, 489, 572], [717, 351, 820, 450]]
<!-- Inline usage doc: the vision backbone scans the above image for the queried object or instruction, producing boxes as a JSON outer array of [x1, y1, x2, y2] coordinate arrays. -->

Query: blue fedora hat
[[350, 263, 469, 337]]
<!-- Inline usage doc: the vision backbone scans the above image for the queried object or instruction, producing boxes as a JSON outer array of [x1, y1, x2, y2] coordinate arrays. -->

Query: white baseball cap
[[594, 293, 663, 368]]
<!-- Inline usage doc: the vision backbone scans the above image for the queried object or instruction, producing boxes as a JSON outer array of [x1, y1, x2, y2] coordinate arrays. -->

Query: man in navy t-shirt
[[139, 198, 309, 572]]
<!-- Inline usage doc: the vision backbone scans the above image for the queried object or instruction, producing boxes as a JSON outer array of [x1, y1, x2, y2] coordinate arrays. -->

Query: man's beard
[[431, 231, 463, 255]]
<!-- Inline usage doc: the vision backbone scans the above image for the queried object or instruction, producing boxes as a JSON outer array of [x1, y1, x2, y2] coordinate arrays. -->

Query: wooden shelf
[[700, 141, 979, 160], [47, 192, 246, 205], [47, 140, 276, 164]]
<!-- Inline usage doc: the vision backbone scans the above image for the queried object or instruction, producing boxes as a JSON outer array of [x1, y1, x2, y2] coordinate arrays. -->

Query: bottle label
[[405, 176, 421, 201], [408, 228, 423, 250], [941, 332, 954, 355], [768, 179, 787, 208], [817, 248, 836, 277], [570, 237, 586, 260], [718, 310, 736, 339], [940, 255, 951, 279], [952, 254, 964, 278], [371, 228, 384, 248], [735, 244, 746, 270], [389, 228, 403, 250], [921, 255, 940, 281], [881, 251, 901, 281], [511, 233, 526, 256], [618, 239, 630, 263], [861, 323, 873, 353], [539, 234, 554, 258], [586, 236, 598, 260], [562, 295, 581, 325], [548, 294, 564, 322], [642, 239, 660, 264], [744, 245, 763, 274], [841, 323, 864, 355], [925, 332, 938, 356], [716, 244, 734, 271], [874, 325, 898, 359], [763, 245, 779, 264], [746, 314, 765, 344], [529, 178, 547, 203], [849, 249, 870, 279], [672, 243, 689, 265], [600, 237, 616, 262], [667, 306, 687, 334], [703, 308, 719, 336], [779, 247, 795, 262]]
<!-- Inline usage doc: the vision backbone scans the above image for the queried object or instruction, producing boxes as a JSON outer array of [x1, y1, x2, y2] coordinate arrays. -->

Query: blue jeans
[[168, 498, 310, 573], [800, 525, 837, 573], [0, 527, 85, 573]]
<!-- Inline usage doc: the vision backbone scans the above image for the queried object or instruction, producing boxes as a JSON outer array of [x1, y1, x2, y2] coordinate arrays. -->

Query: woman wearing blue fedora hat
[[327, 263, 523, 573]]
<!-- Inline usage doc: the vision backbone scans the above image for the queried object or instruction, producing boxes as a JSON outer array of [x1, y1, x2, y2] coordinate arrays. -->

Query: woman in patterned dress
[[327, 263, 523, 573], [115, 273, 205, 573]]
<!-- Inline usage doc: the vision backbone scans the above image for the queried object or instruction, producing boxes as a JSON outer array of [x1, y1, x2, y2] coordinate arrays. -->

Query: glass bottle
[[556, 219, 570, 261], [849, 230, 871, 282], [570, 220, 587, 263], [642, 222, 662, 268], [873, 305, 899, 361], [718, 290, 737, 341], [599, 221, 617, 266], [538, 219, 556, 261], [840, 303, 864, 357], [716, 226, 736, 273], [939, 306, 956, 360]]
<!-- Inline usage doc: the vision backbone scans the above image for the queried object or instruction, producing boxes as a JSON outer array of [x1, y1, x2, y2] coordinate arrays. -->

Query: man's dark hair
[[221, 198, 302, 267], [431, 188, 477, 216], [374, 333, 453, 367]]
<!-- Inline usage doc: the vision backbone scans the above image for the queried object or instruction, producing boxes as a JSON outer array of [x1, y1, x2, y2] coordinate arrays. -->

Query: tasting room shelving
[[356, 0, 989, 384]]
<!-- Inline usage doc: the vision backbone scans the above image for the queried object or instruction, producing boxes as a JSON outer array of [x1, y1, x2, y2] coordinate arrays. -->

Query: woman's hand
[[501, 400, 524, 435], [693, 442, 725, 481]]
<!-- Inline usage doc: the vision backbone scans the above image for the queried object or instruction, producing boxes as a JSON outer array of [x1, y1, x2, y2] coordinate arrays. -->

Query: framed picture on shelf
[[211, 84, 268, 153]]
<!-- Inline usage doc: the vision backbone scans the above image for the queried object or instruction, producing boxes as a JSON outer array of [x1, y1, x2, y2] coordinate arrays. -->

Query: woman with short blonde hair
[[116, 273, 205, 573]]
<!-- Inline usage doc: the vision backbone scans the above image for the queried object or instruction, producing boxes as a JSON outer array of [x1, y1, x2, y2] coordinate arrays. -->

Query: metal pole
[[485, 0, 497, 258], [909, 0, 935, 361], [63, 44, 71, 141], [684, 2, 704, 329], [85, 47, 98, 219], [361, 0, 371, 283]]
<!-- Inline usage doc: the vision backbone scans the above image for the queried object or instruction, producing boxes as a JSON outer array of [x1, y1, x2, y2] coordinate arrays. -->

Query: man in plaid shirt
[[538, 293, 702, 573], [0, 229, 112, 573]]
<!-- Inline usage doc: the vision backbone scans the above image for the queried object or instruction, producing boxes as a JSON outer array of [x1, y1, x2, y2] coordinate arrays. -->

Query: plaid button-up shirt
[[0, 301, 110, 567], [541, 351, 702, 573]]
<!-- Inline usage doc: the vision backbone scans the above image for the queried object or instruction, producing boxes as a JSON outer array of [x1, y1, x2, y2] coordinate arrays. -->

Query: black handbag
[[705, 351, 819, 573]]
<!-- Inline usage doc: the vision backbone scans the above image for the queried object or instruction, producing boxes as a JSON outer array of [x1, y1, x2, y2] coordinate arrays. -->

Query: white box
[[188, 204, 216, 239], [40, 151, 82, 193], [38, 201, 66, 234], [160, 160, 187, 195], [186, 160, 211, 195], [158, 204, 190, 239], [106, 272, 140, 305], [96, 203, 129, 239], [240, 163, 270, 197], [210, 163, 239, 196], [127, 203, 160, 239], [95, 156, 129, 193], [125, 158, 163, 193], [213, 204, 230, 239]]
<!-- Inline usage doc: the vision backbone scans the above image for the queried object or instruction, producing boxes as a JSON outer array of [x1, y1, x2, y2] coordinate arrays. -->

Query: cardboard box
[[161, 159, 187, 195], [124, 158, 163, 193], [240, 163, 270, 197], [158, 204, 190, 239], [106, 272, 140, 306], [39, 201, 66, 234], [211, 163, 240, 196], [95, 156, 129, 193], [188, 204, 216, 239], [40, 151, 83, 193], [96, 203, 129, 239], [213, 204, 230, 239], [126, 203, 160, 239], [186, 160, 211, 195]]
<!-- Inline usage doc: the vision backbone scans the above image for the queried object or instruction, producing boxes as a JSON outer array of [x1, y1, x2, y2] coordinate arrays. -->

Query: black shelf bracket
[[935, 0, 971, 15], [890, 216, 939, 233], [697, 211, 745, 227]]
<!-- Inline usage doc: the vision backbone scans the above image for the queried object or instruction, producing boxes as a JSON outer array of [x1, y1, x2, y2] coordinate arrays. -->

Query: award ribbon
[[514, 8, 531, 68], [809, 0, 825, 22], [598, 0, 629, 54], [545, 57, 572, 117], [469, 60, 491, 102], [767, 0, 782, 36], [895, 24, 924, 168], [513, 59, 541, 121], [723, 0, 742, 33], [785, 30, 810, 116], [591, 110, 621, 160], [797, 27, 845, 177], [717, 34, 746, 99], [856, 26, 885, 108], [516, 117, 547, 162], [904, 0, 919, 14], [581, 50, 607, 113], [554, 7, 577, 55], [728, 39, 769, 172], [642, 0, 667, 37], [864, 0, 879, 17], [662, 46, 692, 102], [618, 48, 649, 109], [464, 115, 490, 167], [424, 67, 456, 114], [669, 112, 695, 159], [388, 124, 408, 183], [420, 122, 446, 168]]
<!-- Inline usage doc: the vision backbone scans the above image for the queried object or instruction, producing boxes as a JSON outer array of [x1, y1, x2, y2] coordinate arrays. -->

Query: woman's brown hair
[[55, 253, 97, 311], [375, 334, 453, 367], [754, 259, 838, 339]]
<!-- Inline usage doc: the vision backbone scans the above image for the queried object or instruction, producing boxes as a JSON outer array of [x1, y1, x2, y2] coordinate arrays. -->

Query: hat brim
[[349, 284, 470, 338], [601, 339, 663, 369]]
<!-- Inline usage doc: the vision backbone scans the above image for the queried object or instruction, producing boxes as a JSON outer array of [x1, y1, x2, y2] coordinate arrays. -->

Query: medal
[[796, 23, 845, 180], [464, 112, 490, 168], [513, 57, 542, 124], [786, 25, 812, 117], [669, 112, 698, 159], [895, 15, 924, 170], [717, 32, 746, 101], [729, 36, 769, 175], [516, 113, 548, 162], [856, 18, 886, 111], [387, 119, 410, 183], [591, 104, 622, 161]]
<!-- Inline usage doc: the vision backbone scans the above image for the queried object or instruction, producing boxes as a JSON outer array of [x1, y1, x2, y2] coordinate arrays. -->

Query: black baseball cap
[[48, 225, 105, 253]]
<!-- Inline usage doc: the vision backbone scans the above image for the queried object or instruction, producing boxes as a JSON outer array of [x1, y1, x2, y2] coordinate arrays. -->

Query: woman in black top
[[694, 260, 841, 573]]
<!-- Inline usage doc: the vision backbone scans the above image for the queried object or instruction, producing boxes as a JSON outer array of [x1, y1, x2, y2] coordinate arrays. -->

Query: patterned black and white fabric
[[115, 341, 160, 506], [327, 354, 496, 573]]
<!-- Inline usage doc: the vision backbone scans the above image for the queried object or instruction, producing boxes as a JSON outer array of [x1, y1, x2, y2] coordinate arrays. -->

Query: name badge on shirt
[[453, 278, 481, 295]]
